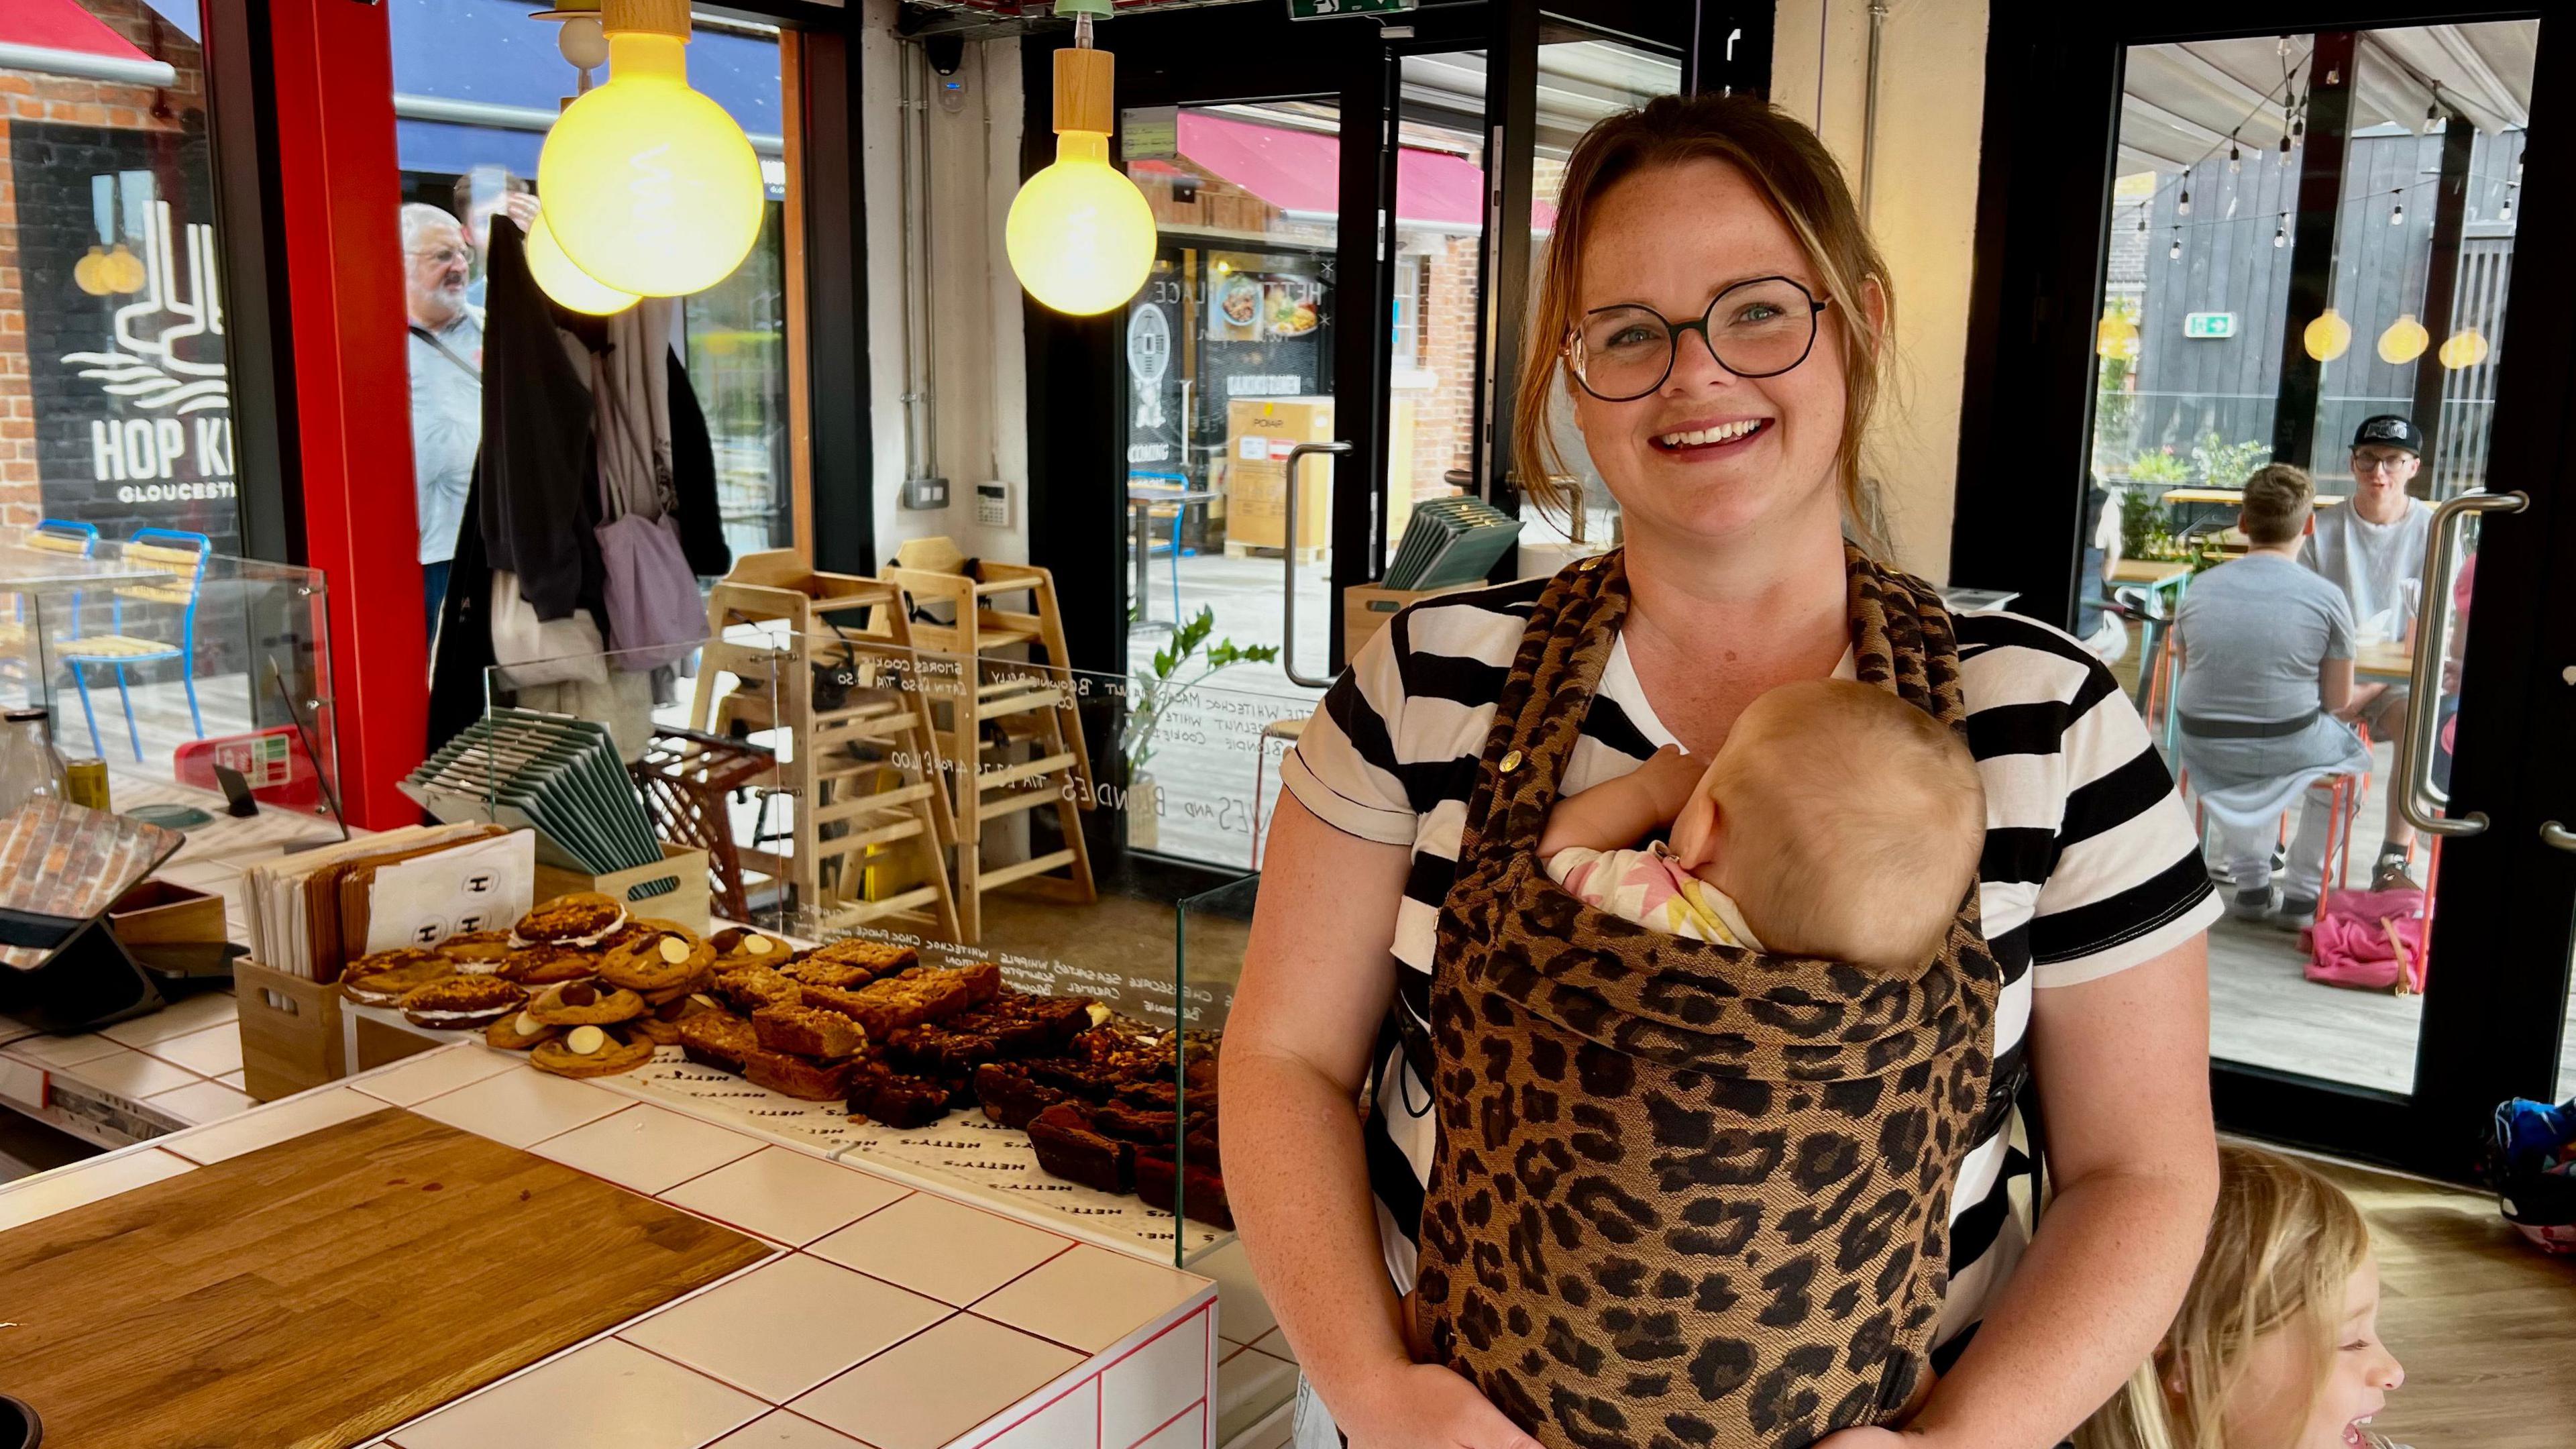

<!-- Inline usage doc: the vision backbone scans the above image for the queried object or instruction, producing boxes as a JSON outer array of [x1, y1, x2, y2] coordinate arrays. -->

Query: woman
[[1222, 95, 2221, 1449]]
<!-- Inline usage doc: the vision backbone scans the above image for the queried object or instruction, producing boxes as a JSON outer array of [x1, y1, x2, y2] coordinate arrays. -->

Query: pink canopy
[[1134, 111, 1555, 231]]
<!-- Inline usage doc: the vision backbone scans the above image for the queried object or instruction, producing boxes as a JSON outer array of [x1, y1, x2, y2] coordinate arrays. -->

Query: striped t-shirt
[[1280, 576, 2220, 1345]]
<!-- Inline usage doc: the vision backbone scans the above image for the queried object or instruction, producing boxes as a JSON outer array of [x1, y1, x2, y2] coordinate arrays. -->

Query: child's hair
[[2238, 464, 2316, 545], [1708, 679, 1983, 969], [2078, 1144, 2372, 1449]]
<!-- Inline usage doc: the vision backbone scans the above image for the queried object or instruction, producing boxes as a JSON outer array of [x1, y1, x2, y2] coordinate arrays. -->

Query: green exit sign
[[2184, 311, 2237, 339], [1289, 0, 1417, 16]]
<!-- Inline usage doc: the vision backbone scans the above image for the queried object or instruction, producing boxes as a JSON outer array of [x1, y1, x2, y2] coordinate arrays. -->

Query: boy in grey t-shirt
[[2174, 465, 2373, 923]]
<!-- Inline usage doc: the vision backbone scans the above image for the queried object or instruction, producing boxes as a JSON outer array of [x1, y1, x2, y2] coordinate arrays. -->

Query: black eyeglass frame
[[1562, 275, 1834, 402]]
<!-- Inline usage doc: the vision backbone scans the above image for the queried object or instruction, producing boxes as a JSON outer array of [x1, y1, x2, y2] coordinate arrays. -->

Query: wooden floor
[[2297, 1151, 2576, 1447]]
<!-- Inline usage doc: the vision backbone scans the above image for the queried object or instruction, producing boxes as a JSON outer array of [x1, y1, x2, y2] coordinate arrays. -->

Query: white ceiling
[[2118, 22, 2536, 174]]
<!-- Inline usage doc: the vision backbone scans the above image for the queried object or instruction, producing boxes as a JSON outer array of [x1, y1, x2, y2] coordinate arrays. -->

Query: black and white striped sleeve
[[1281, 619, 1421, 847]]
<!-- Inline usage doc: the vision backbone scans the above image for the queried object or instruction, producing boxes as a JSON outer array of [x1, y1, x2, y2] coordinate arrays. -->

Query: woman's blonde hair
[[2078, 1144, 2372, 1449], [1513, 93, 1896, 552]]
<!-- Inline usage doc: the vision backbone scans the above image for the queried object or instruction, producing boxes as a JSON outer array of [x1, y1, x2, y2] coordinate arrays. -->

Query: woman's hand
[[1339, 1362, 1546, 1449]]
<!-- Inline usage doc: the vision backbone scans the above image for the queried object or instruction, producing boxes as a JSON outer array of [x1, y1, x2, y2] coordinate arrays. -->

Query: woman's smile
[[1646, 415, 1774, 458]]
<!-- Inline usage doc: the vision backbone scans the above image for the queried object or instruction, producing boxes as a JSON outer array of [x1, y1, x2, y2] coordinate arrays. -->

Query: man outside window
[[2174, 464, 2373, 926], [2304, 414, 2436, 889], [403, 203, 484, 639]]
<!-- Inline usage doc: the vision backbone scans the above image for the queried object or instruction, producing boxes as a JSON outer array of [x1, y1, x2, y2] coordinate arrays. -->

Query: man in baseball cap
[[2302, 413, 2434, 888]]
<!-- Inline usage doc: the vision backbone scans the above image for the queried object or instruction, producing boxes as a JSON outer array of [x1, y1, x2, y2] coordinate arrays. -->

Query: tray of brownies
[[336, 892, 1230, 1258]]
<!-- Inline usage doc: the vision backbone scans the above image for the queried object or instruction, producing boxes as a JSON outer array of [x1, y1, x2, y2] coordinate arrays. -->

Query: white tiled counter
[[0, 1044, 1221, 1449]]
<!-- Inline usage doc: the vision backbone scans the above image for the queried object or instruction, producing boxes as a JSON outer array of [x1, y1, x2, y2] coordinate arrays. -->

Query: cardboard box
[[1343, 585, 1471, 657], [1224, 398, 1335, 551], [532, 843, 710, 934], [235, 959, 343, 1102]]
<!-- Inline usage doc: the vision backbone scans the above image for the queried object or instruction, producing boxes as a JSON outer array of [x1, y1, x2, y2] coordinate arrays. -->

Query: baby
[[1538, 677, 1986, 969]]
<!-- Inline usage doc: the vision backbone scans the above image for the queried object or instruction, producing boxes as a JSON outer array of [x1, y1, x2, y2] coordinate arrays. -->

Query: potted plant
[[1121, 607, 1280, 850]]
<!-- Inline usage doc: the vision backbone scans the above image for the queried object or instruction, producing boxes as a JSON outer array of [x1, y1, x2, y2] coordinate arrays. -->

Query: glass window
[[388, 0, 798, 590], [2086, 22, 2534, 1095], [0, 1, 241, 550]]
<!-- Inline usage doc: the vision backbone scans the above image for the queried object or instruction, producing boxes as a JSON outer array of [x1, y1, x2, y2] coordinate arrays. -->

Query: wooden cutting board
[[0, 1106, 771, 1448]]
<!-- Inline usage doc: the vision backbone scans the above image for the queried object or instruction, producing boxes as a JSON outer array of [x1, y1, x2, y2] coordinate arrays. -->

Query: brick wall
[[0, 0, 235, 547], [1405, 234, 1479, 499]]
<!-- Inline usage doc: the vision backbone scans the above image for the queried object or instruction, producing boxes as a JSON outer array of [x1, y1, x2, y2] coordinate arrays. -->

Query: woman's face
[[1568, 157, 1854, 548], [2221, 1256, 2404, 1449]]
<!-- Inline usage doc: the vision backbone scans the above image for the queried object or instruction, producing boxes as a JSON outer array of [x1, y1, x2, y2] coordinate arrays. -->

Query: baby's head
[[1669, 678, 1984, 971], [2080, 1144, 2402, 1449]]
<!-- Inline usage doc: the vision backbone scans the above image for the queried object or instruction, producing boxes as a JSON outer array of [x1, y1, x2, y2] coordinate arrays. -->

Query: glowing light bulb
[[1006, 21, 1154, 316], [2438, 328, 2490, 370], [2376, 313, 2428, 364], [2303, 309, 2352, 362], [536, 0, 764, 297], [2095, 313, 2137, 360], [72, 245, 112, 297], [525, 211, 639, 315], [103, 242, 148, 294]]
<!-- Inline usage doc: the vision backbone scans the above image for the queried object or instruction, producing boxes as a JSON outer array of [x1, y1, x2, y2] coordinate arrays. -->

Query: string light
[[2390, 191, 2406, 226], [2274, 217, 2288, 247], [2424, 100, 2444, 134], [2169, 230, 2183, 261], [2229, 136, 2242, 173], [2178, 186, 2192, 217]]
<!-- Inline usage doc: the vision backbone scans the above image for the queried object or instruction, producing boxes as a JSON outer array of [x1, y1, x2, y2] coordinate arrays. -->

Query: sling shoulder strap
[[409, 323, 482, 383]]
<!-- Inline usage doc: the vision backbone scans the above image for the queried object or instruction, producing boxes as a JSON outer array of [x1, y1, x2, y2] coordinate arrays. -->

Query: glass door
[[2062, 13, 2576, 1174]]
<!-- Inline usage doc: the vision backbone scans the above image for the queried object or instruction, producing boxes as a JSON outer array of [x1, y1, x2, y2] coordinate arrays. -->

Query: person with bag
[[402, 203, 484, 637], [1223, 94, 2220, 1449]]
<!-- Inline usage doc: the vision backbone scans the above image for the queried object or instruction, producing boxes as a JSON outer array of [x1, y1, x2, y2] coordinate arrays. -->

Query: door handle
[[2543, 822, 2576, 852], [1281, 441, 1352, 690], [2397, 490, 2526, 837]]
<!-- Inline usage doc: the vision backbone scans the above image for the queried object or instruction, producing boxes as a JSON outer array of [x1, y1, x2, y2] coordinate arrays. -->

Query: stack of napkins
[[400, 708, 665, 883], [244, 825, 533, 981], [1385, 496, 1521, 590]]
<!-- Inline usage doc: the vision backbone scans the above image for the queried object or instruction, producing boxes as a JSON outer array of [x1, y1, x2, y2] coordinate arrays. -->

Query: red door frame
[[263, 0, 424, 831]]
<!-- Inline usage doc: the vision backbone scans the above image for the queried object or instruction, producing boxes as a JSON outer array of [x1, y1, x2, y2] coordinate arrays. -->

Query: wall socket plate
[[900, 476, 950, 511]]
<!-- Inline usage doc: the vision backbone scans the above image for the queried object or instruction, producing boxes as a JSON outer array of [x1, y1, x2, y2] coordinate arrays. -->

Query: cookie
[[598, 926, 716, 993], [527, 978, 646, 1026], [642, 974, 714, 1008], [709, 926, 793, 967], [339, 949, 456, 1006], [498, 943, 596, 986], [531, 1025, 654, 1079], [398, 974, 528, 1030], [435, 930, 516, 973], [511, 892, 628, 948], [486, 1010, 559, 1052]]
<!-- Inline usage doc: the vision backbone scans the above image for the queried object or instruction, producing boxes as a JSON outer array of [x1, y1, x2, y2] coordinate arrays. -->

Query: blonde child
[[2080, 1143, 2408, 1449]]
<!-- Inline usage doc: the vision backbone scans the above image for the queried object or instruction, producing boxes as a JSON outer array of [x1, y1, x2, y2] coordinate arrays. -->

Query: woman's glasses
[[1564, 276, 1831, 402]]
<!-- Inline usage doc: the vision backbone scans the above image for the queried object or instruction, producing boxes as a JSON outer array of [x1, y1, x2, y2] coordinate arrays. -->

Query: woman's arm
[[1224, 796, 1544, 1449], [1829, 936, 2217, 1448]]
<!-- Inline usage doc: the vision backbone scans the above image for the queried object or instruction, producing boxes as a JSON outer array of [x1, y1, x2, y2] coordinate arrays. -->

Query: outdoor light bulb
[[2229, 142, 2241, 173], [537, 0, 765, 297], [2390, 201, 2406, 226], [2303, 309, 2353, 362], [2438, 327, 2490, 370], [104, 242, 147, 294], [72, 244, 112, 297], [2274, 224, 2288, 247], [2501, 197, 2515, 223], [2095, 313, 2137, 360], [1008, 130, 1155, 315], [2377, 313, 2429, 365], [2169, 237, 2182, 260], [525, 211, 640, 315], [2177, 188, 2192, 216], [2424, 103, 2443, 133], [1007, 16, 1153, 317]]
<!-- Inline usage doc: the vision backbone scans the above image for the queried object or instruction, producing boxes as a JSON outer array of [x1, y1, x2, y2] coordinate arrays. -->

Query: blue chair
[[56, 528, 210, 760], [2, 521, 100, 704]]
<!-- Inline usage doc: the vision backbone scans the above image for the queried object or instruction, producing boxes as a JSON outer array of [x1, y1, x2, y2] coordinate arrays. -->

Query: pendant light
[[73, 245, 114, 297], [2095, 312, 2138, 360], [526, 211, 640, 315], [2438, 327, 2491, 370], [536, 0, 765, 297], [2303, 309, 2353, 362], [2376, 313, 2428, 364], [1006, 0, 1157, 316]]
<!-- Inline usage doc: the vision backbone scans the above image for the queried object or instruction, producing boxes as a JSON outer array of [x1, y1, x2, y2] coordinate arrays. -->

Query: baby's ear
[[1670, 786, 1719, 871]]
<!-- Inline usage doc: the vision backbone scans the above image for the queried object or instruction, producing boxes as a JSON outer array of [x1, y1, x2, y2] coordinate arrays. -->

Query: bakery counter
[[0, 989, 252, 1148], [0, 1042, 1222, 1449]]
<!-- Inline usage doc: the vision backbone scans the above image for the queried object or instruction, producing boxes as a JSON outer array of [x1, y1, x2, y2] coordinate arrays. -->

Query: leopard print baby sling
[[1415, 546, 2004, 1449]]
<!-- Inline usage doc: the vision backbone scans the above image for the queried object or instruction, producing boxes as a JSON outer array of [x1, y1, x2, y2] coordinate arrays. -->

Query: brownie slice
[[806, 961, 1000, 1036], [800, 938, 920, 980], [753, 1003, 865, 1061], [1135, 1152, 1234, 1230], [975, 1061, 1073, 1129], [716, 965, 804, 1015], [741, 1045, 859, 1102], [678, 1010, 758, 1069], [1027, 1101, 1135, 1195], [847, 1062, 955, 1129], [1111, 1079, 1222, 1120], [881, 1022, 1004, 1077]]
